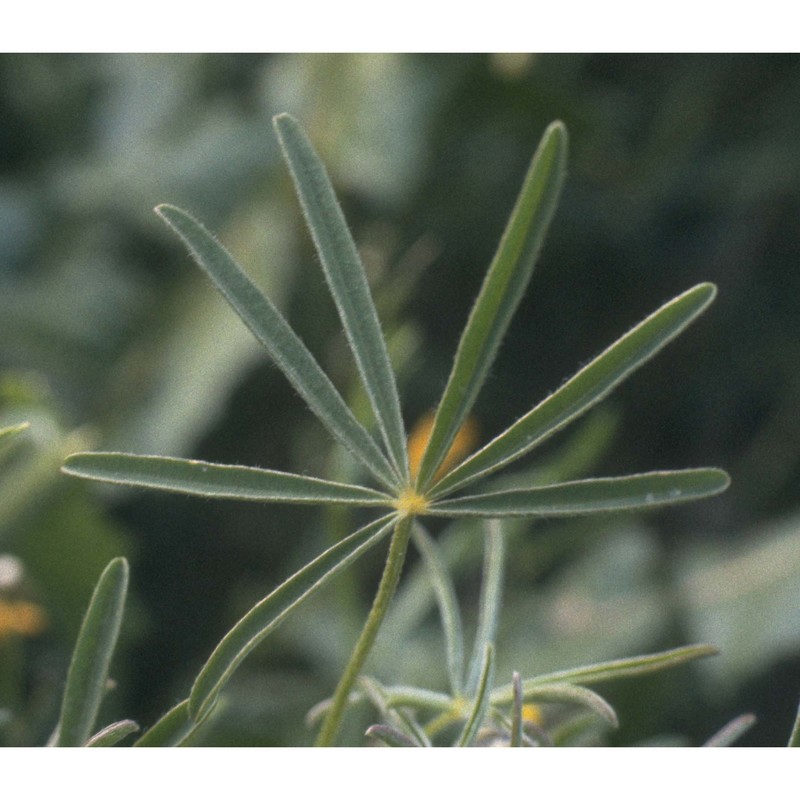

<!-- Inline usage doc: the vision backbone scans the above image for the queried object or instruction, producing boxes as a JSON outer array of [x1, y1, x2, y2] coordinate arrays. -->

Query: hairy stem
[[315, 515, 412, 746]]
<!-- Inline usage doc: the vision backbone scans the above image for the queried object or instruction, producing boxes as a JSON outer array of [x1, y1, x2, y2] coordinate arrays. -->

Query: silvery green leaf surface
[[0, 421, 29, 454], [274, 113, 408, 480], [379, 686, 453, 714], [466, 520, 506, 693], [365, 724, 418, 747], [189, 515, 395, 720], [789, 701, 800, 747], [63, 452, 392, 506], [457, 643, 495, 747], [378, 521, 478, 657], [414, 121, 568, 491], [132, 699, 210, 747], [510, 671, 523, 748], [519, 683, 618, 728], [412, 523, 465, 696], [702, 713, 757, 747], [429, 469, 730, 518], [394, 711, 432, 748], [155, 203, 398, 490], [491, 644, 717, 705], [56, 557, 129, 747], [304, 691, 364, 730], [430, 283, 718, 498], [84, 719, 140, 747], [359, 676, 431, 747]]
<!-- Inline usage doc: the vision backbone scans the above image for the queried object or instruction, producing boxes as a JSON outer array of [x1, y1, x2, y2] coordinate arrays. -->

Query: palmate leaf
[[428, 469, 730, 518], [56, 557, 128, 747], [414, 121, 568, 491], [274, 114, 409, 480], [55, 112, 732, 748], [155, 204, 399, 490], [189, 515, 395, 720], [62, 452, 392, 506], [429, 282, 719, 499]]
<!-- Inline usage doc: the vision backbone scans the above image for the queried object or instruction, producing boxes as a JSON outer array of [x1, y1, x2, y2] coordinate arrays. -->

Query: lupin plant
[[60, 113, 735, 746], [330, 519, 738, 747]]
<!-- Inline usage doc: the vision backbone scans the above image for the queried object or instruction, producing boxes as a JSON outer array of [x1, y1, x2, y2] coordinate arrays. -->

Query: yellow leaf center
[[393, 489, 429, 517]]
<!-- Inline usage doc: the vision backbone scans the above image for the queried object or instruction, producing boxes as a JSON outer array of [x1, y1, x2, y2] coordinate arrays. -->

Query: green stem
[[315, 515, 412, 746]]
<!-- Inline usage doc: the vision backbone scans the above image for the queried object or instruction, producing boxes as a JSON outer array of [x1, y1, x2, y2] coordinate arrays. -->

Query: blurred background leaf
[[1, 53, 799, 745]]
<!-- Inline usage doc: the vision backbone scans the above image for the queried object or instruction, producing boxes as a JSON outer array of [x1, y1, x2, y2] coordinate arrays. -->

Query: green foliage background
[[1, 53, 799, 745]]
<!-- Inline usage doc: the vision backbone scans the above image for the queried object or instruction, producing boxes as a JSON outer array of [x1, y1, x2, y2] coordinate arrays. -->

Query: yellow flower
[[521, 703, 544, 726], [407, 411, 479, 484], [0, 599, 47, 640]]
